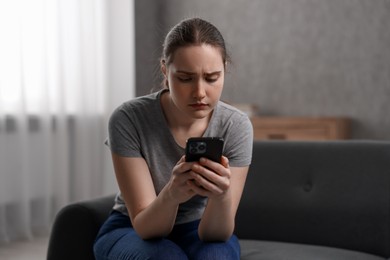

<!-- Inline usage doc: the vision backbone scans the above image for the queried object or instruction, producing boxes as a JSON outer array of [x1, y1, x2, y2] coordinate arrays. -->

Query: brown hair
[[161, 17, 230, 67]]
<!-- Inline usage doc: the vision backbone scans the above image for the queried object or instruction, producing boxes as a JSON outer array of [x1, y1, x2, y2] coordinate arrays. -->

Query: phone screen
[[185, 137, 224, 163]]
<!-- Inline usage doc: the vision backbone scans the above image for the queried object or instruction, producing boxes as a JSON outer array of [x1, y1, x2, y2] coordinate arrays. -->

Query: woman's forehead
[[169, 44, 224, 72]]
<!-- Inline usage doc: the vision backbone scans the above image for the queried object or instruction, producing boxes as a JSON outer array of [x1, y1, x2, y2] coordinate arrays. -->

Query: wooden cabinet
[[250, 117, 351, 141]]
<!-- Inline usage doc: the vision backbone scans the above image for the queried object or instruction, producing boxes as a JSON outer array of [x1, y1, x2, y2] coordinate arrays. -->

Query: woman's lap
[[93, 211, 240, 260], [94, 228, 188, 260]]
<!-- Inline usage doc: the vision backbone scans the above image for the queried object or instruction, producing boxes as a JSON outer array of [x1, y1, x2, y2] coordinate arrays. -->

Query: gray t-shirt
[[107, 89, 253, 224]]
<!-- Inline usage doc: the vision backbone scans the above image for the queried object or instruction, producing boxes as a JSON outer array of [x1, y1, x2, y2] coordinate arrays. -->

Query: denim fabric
[[93, 211, 240, 260]]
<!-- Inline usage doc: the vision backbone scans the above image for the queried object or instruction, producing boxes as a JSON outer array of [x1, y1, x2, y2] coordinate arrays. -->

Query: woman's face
[[163, 44, 225, 120]]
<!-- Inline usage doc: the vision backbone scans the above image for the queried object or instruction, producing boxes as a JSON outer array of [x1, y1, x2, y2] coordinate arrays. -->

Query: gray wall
[[135, 0, 390, 140]]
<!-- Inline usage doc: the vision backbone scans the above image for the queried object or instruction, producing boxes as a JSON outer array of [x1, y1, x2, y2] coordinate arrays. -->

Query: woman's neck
[[160, 91, 211, 147]]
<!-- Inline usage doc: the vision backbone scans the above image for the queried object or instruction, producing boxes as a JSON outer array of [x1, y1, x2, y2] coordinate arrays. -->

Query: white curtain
[[0, 0, 134, 243]]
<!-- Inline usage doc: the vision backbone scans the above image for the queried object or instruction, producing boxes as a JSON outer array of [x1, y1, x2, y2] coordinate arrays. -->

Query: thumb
[[177, 155, 186, 164], [221, 156, 229, 168]]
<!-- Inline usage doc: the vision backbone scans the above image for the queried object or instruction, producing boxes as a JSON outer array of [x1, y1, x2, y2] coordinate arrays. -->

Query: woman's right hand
[[165, 156, 197, 204]]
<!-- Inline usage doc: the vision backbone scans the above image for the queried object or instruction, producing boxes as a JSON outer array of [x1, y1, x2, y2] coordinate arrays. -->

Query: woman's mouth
[[189, 103, 209, 110]]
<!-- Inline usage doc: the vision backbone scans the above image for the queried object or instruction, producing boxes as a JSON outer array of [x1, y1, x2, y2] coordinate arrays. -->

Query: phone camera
[[190, 141, 207, 154], [198, 144, 206, 151]]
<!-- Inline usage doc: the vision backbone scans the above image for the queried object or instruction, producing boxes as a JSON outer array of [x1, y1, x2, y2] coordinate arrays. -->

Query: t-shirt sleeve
[[224, 114, 253, 167], [106, 104, 143, 157]]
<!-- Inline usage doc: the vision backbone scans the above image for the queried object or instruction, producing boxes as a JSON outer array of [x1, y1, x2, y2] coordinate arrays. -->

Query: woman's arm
[[111, 153, 196, 239], [187, 156, 249, 241]]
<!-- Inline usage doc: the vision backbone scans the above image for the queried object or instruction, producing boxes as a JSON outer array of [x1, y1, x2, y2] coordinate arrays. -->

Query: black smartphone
[[185, 137, 224, 163]]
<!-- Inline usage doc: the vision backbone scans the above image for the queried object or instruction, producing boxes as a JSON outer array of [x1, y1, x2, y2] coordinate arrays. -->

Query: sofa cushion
[[240, 240, 387, 260], [236, 141, 390, 257]]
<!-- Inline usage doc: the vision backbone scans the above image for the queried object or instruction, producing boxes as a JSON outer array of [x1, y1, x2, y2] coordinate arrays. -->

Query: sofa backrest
[[235, 141, 390, 258]]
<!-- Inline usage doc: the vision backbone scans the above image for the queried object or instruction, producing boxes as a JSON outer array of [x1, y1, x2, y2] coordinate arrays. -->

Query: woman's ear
[[161, 59, 167, 77], [161, 59, 169, 88]]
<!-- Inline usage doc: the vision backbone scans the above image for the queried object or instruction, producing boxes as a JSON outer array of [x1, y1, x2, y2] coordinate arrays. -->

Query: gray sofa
[[47, 141, 390, 259]]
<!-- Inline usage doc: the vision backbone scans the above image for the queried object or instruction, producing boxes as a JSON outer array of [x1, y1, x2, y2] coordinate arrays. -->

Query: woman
[[94, 17, 253, 260]]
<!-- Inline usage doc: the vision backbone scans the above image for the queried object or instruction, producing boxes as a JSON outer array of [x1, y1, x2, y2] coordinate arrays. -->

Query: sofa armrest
[[47, 194, 115, 260]]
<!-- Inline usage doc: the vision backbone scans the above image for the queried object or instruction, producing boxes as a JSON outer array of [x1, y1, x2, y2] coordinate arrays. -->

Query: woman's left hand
[[187, 156, 231, 198]]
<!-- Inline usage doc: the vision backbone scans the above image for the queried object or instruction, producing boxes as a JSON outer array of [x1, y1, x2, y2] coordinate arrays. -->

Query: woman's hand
[[166, 155, 231, 205], [165, 156, 198, 204], [186, 156, 231, 199]]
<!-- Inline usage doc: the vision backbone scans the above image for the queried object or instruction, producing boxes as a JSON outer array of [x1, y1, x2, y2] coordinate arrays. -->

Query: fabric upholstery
[[239, 240, 387, 260], [47, 195, 115, 260], [235, 141, 390, 258], [47, 141, 390, 260]]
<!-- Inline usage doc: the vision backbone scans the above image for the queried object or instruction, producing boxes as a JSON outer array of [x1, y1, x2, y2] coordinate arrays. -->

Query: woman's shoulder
[[216, 101, 250, 122], [111, 90, 164, 117], [119, 90, 162, 110]]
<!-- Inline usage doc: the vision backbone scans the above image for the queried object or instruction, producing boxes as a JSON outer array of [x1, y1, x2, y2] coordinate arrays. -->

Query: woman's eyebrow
[[176, 70, 196, 75], [176, 70, 222, 75], [204, 71, 222, 76]]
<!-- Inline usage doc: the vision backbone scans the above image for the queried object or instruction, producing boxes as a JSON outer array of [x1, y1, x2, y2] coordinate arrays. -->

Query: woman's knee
[[192, 243, 239, 260], [94, 229, 188, 260], [189, 236, 240, 260]]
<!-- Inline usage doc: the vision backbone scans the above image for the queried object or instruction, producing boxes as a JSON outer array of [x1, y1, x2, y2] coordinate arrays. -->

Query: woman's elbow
[[198, 229, 233, 242], [132, 220, 171, 240], [134, 227, 170, 240]]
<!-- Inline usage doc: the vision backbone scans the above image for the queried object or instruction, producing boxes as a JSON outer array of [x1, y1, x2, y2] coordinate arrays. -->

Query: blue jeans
[[93, 211, 240, 260]]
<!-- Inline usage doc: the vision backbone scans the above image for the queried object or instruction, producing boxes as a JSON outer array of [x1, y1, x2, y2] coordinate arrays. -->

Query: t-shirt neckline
[[154, 88, 218, 149]]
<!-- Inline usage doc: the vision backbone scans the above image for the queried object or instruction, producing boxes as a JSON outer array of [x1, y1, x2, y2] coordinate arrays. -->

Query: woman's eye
[[178, 77, 192, 82], [206, 77, 218, 83]]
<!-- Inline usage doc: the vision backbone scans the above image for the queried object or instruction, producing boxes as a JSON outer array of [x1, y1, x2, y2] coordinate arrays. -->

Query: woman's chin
[[189, 110, 213, 120]]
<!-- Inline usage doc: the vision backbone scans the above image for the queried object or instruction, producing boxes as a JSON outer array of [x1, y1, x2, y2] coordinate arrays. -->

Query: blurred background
[[136, 0, 390, 140], [0, 0, 134, 250], [0, 0, 389, 256]]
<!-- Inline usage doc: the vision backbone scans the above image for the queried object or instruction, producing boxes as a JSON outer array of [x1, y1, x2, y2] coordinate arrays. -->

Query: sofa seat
[[240, 240, 388, 260], [47, 141, 390, 260]]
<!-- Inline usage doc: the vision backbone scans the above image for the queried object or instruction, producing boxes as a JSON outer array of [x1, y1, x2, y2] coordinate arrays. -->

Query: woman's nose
[[193, 80, 206, 100]]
